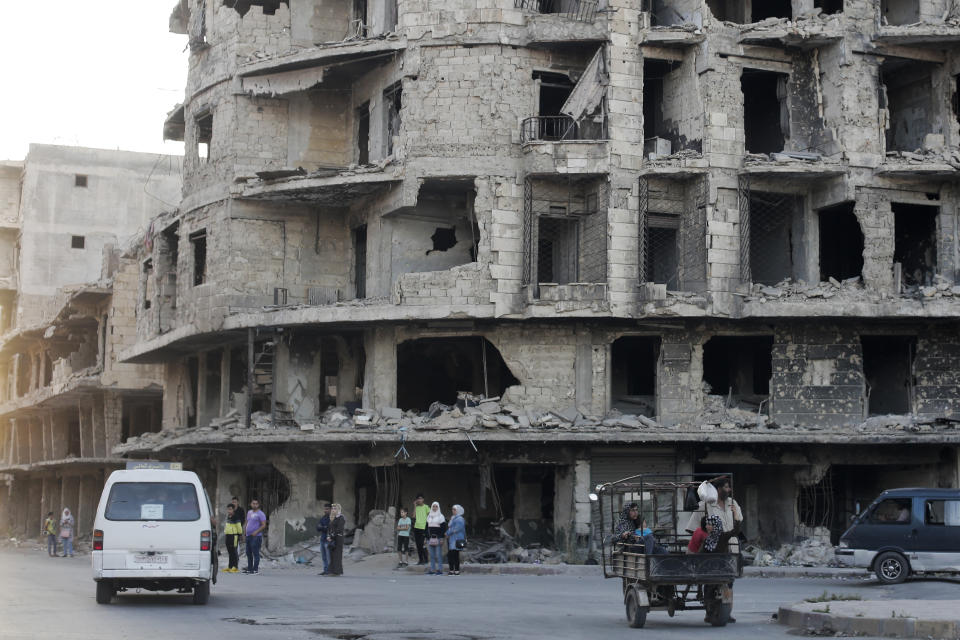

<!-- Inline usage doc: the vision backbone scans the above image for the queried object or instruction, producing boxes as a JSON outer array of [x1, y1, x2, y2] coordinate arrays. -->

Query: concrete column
[[26, 477, 43, 537], [102, 393, 122, 454], [331, 464, 358, 530], [220, 347, 231, 417], [77, 475, 98, 536], [196, 351, 209, 428], [93, 393, 107, 457], [29, 418, 41, 463], [41, 475, 59, 525], [79, 404, 91, 459], [60, 475, 80, 527], [364, 327, 396, 410], [574, 325, 592, 415], [573, 459, 592, 555]]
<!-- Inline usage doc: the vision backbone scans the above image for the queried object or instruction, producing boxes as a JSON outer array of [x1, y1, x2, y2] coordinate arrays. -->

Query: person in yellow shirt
[[223, 503, 244, 572], [413, 494, 430, 565], [41, 512, 57, 557]]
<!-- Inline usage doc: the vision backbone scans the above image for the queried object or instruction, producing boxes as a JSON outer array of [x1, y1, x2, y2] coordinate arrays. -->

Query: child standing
[[396, 508, 412, 567], [42, 512, 57, 557], [224, 504, 243, 572]]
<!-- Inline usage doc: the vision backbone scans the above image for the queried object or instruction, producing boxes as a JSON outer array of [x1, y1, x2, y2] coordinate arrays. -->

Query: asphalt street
[[2, 548, 958, 640]]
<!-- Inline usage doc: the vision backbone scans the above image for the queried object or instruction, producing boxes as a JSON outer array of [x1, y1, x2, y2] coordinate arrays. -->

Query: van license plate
[[134, 554, 169, 564]]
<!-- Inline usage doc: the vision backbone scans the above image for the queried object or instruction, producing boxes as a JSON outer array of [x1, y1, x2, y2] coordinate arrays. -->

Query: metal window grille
[[639, 176, 707, 290], [514, 0, 599, 21], [739, 179, 804, 286], [522, 176, 608, 295]]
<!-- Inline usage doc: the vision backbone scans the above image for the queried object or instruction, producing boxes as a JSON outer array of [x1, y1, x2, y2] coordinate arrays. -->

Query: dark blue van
[[835, 488, 960, 584]]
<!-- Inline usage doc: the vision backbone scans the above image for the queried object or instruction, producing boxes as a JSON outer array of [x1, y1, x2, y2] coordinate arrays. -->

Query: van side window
[[925, 500, 960, 526], [868, 499, 912, 524]]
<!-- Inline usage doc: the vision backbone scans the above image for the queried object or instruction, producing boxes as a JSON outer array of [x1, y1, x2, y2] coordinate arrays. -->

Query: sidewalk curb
[[399, 564, 868, 578], [778, 605, 960, 639]]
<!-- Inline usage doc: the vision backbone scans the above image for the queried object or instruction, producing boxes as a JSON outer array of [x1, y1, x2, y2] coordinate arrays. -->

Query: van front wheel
[[875, 551, 909, 585], [192, 580, 210, 605], [95, 581, 114, 604]]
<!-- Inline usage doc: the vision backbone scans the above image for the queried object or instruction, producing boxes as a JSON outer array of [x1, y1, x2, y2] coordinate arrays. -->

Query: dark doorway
[[861, 335, 914, 415], [537, 216, 579, 283], [893, 203, 937, 287], [742, 70, 788, 154], [396, 337, 519, 411], [67, 418, 81, 457], [356, 102, 370, 164], [610, 336, 660, 416], [819, 202, 864, 282], [748, 191, 804, 285], [703, 335, 773, 402], [534, 71, 574, 140], [353, 225, 367, 299]]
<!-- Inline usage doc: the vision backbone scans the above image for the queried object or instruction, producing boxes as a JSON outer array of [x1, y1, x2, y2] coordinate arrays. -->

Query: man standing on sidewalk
[[243, 498, 267, 574], [316, 503, 332, 575], [412, 494, 429, 565]]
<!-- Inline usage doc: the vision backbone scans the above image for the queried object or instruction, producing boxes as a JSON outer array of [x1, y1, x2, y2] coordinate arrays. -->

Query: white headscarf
[[61, 508, 72, 522], [426, 501, 445, 527], [452, 504, 464, 517]]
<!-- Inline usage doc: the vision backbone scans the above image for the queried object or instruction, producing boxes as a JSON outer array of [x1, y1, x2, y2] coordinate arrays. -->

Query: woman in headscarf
[[701, 515, 725, 553], [425, 501, 445, 575], [446, 504, 466, 576], [326, 503, 346, 576], [59, 508, 75, 557]]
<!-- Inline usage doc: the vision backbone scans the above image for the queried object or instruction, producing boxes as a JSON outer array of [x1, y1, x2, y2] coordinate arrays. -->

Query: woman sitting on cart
[[614, 503, 666, 554]]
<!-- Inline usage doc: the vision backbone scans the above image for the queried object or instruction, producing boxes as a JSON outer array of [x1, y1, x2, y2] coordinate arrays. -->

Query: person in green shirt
[[42, 512, 57, 557], [413, 494, 430, 565]]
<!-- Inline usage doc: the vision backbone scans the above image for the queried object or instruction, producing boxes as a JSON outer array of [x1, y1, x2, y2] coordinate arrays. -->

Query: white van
[[91, 463, 216, 604]]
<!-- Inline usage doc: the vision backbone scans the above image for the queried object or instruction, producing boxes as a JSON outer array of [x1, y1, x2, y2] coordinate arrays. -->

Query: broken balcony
[[642, 55, 703, 162], [522, 175, 608, 302], [523, 49, 608, 145], [390, 179, 488, 308]]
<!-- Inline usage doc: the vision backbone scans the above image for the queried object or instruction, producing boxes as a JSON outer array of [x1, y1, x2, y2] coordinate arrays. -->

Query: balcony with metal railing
[[515, 0, 600, 21]]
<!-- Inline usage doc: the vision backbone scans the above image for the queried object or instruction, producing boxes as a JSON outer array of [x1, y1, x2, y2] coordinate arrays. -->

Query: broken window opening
[[356, 102, 370, 165], [742, 69, 789, 154], [383, 82, 402, 157], [428, 227, 457, 253], [353, 224, 367, 299], [861, 335, 915, 415], [893, 203, 938, 288], [881, 60, 937, 153], [351, 0, 368, 38], [705, 0, 748, 23], [67, 417, 81, 458], [195, 111, 213, 162], [643, 58, 683, 157], [751, 0, 792, 21], [954, 75, 960, 129], [121, 398, 162, 443], [818, 202, 864, 282], [74, 174, 88, 188], [396, 337, 520, 411], [315, 465, 334, 502], [318, 337, 341, 412], [796, 467, 840, 539], [42, 352, 53, 387], [646, 223, 680, 287], [746, 190, 805, 285], [611, 336, 660, 417], [142, 259, 154, 310], [639, 176, 708, 291], [158, 223, 179, 332], [71, 236, 85, 250], [814, 0, 843, 15], [190, 229, 207, 286], [648, 0, 688, 26], [222, 0, 288, 17], [703, 335, 773, 408], [880, 0, 920, 26], [525, 52, 607, 143], [523, 176, 608, 293]]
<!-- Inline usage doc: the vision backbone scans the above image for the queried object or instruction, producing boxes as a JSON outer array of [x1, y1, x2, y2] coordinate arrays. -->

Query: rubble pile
[[900, 274, 960, 301], [745, 527, 838, 567], [884, 146, 960, 170], [742, 276, 870, 303], [117, 394, 960, 453]]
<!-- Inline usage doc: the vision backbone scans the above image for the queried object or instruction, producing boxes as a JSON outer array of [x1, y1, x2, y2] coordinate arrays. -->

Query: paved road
[[1, 549, 957, 640]]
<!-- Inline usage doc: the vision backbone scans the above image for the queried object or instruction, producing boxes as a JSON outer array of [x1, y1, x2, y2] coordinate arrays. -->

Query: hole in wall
[[427, 227, 457, 254]]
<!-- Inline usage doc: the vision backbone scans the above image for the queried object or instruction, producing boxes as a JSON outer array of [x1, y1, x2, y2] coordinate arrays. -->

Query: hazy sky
[[0, 1, 187, 161]]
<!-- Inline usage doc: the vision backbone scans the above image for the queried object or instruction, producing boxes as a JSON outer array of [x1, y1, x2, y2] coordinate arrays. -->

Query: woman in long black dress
[[327, 503, 346, 575]]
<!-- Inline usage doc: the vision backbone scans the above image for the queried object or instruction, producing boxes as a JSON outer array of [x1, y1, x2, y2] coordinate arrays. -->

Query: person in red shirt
[[687, 516, 711, 553]]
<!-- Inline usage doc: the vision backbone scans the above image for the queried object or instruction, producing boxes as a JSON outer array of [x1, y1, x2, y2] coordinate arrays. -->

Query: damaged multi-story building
[[110, 0, 960, 560], [0, 145, 182, 539]]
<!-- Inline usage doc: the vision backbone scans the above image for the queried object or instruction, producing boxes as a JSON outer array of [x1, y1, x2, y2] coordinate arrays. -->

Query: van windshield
[[105, 482, 201, 521]]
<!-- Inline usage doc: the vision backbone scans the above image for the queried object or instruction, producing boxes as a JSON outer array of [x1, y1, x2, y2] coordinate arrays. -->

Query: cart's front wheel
[[625, 589, 649, 629]]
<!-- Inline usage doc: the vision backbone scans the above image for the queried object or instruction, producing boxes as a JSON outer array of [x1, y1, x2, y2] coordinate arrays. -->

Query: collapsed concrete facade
[[102, 0, 960, 560], [0, 145, 182, 540]]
